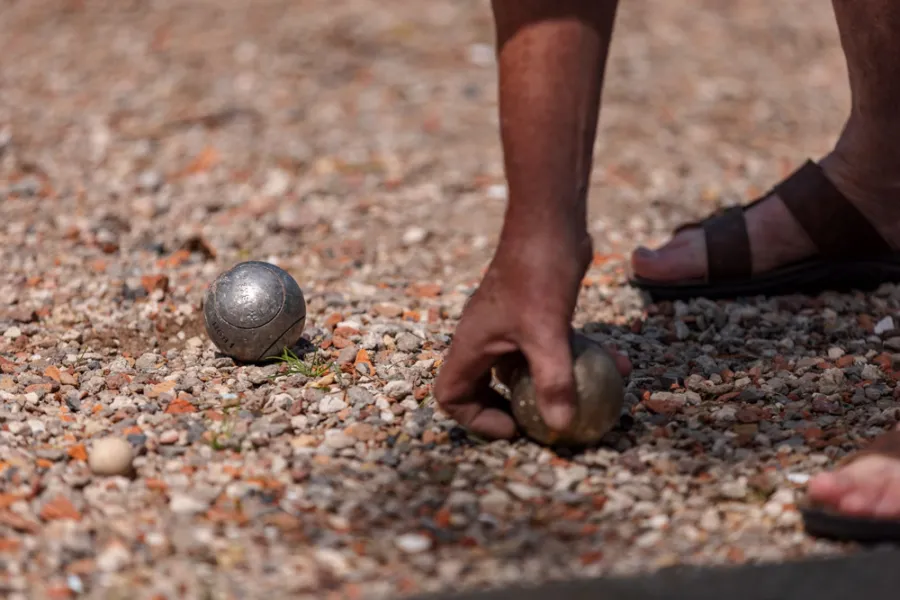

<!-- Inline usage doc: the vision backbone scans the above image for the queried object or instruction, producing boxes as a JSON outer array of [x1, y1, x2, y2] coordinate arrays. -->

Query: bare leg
[[631, 0, 900, 283], [811, 5, 900, 509], [434, 0, 629, 439]]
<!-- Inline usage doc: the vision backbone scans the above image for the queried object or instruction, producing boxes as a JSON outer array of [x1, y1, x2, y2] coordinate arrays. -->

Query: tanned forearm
[[491, 0, 618, 249]]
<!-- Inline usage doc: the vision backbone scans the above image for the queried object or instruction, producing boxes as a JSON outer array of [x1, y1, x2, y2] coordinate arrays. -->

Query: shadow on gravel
[[82, 312, 208, 356], [414, 546, 900, 600], [579, 293, 883, 467]]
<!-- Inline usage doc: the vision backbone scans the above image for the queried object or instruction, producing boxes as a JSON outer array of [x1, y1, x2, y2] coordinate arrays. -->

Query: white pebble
[[158, 429, 179, 445], [394, 533, 432, 554], [467, 43, 495, 67], [262, 168, 291, 196], [136, 170, 163, 193], [84, 421, 105, 437], [786, 472, 810, 485], [315, 548, 351, 576], [3, 326, 21, 339], [402, 227, 429, 245], [291, 415, 309, 431], [88, 437, 134, 477], [323, 430, 356, 449], [719, 478, 748, 500], [646, 514, 669, 529], [96, 542, 132, 572], [635, 530, 663, 549], [169, 493, 209, 515], [700, 508, 721, 531], [486, 184, 507, 200], [384, 380, 413, 400], [318, 394, 348, 414], [506, 482, 540, 501], [67, 575, 84, 594], [479, 489, 510, 514], [6, 421, 27, 435], [875, 315, 895, 335]]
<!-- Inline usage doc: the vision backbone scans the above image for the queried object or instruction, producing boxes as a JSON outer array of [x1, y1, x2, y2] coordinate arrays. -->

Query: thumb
[[523, 329, 577, 433]]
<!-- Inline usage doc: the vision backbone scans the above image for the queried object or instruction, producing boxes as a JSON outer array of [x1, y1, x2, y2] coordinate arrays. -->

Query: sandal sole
[[630, 256, 900, 302], [801, 504, 900, 545]]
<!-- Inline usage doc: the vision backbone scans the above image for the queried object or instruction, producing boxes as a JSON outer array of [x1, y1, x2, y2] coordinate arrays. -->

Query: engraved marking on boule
[[255, 313, 309, 362], [212, 262, 285, 329]]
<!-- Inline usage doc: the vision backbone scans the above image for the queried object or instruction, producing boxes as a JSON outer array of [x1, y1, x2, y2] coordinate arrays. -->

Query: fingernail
[[542, 402, 575, 432]]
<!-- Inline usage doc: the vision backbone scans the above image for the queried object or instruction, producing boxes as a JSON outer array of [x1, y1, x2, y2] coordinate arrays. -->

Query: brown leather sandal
[[629, 160, 900, 302], [800, 429, 900, 544]]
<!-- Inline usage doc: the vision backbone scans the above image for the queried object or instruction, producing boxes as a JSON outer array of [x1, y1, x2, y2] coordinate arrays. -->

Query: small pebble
[[875, 316, 895, 335], [88, 437, 134, 477], [318, 394, 348, 414], [787, 472, 811, 485], [394, 533, 432, 554], [324, 430, 356, 449], [402, 227, 429, 245], [137, 170, 163, 193], [169, 493, 210, 515], [159, 429, 179, 444]]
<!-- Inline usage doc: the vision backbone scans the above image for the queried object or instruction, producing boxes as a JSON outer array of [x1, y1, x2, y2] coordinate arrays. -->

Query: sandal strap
[[704, 205, 752, 281], [775, 160, 892, 259], [691, 159, 892, 283]]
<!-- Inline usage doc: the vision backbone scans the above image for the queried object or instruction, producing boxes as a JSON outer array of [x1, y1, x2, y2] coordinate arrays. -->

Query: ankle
[[830, 115, 900, 177], [820, 148, 900, 202], [818, 144, 900, 250]]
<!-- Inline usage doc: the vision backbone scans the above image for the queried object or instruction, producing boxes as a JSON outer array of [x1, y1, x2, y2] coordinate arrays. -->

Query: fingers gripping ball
[[203, 261, 307, 362], [497, 332, 625, 447]]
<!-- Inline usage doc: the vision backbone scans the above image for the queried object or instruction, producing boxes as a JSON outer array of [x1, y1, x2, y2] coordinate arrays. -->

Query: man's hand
[[434, 233, 632, 440], [434, 0, 623, 439]]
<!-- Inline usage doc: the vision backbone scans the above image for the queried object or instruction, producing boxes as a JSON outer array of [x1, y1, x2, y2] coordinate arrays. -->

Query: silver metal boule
[[203, 261, 307, 362], [498, 331, 625, 447]]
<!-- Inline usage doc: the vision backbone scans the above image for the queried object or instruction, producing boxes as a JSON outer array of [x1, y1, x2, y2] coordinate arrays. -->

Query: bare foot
[[630, 126, 900, 282], [807, 424, 900, 520]]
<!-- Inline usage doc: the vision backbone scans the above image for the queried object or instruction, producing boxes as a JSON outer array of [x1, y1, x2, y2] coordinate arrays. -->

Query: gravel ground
[[0, 1, 893, 599]]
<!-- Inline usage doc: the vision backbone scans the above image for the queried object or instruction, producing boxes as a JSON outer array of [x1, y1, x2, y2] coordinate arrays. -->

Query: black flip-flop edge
[[414, 545, 900, 600], [629, 256, 900, 302], [801, 504, 900, 545]]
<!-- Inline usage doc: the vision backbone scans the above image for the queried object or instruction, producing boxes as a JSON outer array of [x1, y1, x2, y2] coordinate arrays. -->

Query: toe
[[630, 228, 707, 282], [807, 471, 853, 507], [872, 460, 900, 519], [839, 489, 875, 516], [809, 455, 900, 519]]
